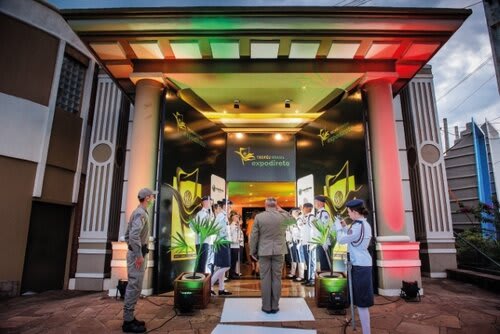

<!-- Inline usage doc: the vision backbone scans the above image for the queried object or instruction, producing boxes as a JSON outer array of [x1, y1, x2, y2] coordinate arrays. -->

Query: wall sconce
[[285, 99, 291, 108], [234, 99, 240, 109]]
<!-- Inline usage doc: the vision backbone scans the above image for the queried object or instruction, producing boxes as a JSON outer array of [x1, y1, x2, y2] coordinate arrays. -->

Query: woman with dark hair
[[334, 199, 373, 334]]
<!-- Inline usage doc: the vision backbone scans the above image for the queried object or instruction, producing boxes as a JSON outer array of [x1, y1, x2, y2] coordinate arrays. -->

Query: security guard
[[193, 195, 214, 273], [334, 199, 373, 334], [314, 195, 331, 272], [123, 188, 156, 333]]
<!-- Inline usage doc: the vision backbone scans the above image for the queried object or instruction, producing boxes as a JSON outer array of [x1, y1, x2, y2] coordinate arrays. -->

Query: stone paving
[[0, 277, 499, 334]]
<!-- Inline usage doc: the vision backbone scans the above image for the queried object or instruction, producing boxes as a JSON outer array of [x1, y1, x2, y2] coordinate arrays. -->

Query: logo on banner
[[235, 147, 256, 165], [318, 123, 353, 146], [298, 186, 312, 195], [212, 184, 224, 193], [234, 146, 291, 168], [173, 111, 207, 147]]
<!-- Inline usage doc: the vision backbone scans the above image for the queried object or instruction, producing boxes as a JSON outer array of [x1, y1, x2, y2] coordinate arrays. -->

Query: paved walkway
[[0, 278, 499, 334]]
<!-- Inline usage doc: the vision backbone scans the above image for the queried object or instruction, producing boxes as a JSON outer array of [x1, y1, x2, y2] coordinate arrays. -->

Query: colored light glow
[[228, 182, 295, 209], [235, 132, 244, 139], [365, 81, 405, 233], [274, 133, 283, 141], [319, 277, 347, 293]]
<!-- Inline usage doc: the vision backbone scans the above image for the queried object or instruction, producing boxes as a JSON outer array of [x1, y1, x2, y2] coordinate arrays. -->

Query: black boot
[[122, 320, 146, 333], [133, 318, 145, 326]]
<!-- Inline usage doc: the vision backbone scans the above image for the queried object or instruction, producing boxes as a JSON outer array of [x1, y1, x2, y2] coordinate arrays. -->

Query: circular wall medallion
[[92, 143, 112, 163], [420, 144, 440, 164]]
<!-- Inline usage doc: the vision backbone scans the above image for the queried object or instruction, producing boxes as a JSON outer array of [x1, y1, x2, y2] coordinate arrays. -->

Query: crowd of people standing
[[189, 194, 374, 333], [121, 188, 374, 333]]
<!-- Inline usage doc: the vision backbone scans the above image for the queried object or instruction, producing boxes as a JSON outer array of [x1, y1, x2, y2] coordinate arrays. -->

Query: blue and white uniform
[[315, 208, 331, 271], [334, 217, 373, 307], [194, 207, 214, 273], [214, 210, 231, 268]]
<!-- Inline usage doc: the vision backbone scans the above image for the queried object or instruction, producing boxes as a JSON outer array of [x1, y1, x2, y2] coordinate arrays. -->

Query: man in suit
[[250, 197, 290, 314]]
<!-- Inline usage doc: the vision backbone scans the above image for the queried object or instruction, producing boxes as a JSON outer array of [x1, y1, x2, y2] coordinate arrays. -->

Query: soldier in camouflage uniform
[[122, 188, 156, 333]]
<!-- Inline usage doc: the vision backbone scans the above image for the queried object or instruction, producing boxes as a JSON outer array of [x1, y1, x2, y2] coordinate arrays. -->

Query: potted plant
[[170, 217, 230, 309], [310, 218, 348, 308]]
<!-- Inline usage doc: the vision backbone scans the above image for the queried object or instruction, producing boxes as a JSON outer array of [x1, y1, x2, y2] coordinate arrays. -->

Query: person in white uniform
[[193, 195, 214, 273], [334, 199, 373, 334], [314, 195, 331, 272], [211, 199, 233, 296]]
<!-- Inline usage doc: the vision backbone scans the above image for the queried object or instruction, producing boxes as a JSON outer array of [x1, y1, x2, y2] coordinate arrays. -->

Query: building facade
[[0, 0, 98, 296], [0, 0, 471, 296], [445, 120, 499, 233]]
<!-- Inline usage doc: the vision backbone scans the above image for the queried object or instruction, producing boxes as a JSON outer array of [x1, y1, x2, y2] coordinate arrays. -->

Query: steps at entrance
[[212, 324, 316, 334], [446, 268, 500, 293]]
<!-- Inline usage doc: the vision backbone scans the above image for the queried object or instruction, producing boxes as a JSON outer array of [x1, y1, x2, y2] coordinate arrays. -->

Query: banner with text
[[226, 133, 296, 182]]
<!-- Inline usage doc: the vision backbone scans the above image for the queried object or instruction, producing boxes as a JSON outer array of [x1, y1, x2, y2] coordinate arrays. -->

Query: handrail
[[454, 231, 500, 269]]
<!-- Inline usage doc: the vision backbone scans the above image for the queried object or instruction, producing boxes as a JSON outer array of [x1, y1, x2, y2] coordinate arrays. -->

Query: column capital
[[129, 72, 166, 87], [359, 72, 399, 87]]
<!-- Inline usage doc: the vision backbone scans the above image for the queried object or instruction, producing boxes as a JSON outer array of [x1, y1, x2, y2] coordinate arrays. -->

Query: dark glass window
[[56, 55, 86, 114]]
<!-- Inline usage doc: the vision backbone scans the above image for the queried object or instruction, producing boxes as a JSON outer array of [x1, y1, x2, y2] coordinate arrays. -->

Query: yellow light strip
[[202, 112, 323, 120], [222, 128, 301, 133]]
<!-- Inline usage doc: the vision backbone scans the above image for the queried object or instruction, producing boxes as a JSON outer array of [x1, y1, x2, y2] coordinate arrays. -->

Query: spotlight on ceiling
[[285, 99, 291, 108], [235, 132, 244, 139], [234, 99, 240, 109], [274, 133, 283, 141]]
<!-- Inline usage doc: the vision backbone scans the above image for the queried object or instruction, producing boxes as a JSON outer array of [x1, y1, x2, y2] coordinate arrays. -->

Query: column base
[[72, 238, 112, 291], [419, 238, 457, 278], [108, 240, 155, 297], [69, 276, 109, 291], [376, 240, 423, 296]]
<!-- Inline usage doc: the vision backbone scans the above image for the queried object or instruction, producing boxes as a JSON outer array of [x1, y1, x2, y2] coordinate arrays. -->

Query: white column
[[124, 79, 163, 220], [364, 75, 422, 296], [403, 66, 457, 278]]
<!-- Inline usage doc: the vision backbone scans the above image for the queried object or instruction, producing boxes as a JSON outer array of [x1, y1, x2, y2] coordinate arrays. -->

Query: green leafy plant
[[170, 217, 230, 279], [455, 228, 500, 270], [310, 218, 337, 277], [457, 195, 500, 233]]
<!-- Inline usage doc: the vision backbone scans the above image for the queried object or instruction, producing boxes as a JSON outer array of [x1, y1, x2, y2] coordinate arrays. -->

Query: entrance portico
[[63, 6, 470, 295]]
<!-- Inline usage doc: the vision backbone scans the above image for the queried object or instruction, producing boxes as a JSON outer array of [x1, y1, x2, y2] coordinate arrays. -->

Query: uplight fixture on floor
[[177, 290, 195, 315], [400, 280, 420, 302], [116, 279, 128, 300], [327, 291, 348, 315]]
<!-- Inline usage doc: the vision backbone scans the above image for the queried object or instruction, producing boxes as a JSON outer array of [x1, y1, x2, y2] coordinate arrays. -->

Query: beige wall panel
[[0, 14, 58, 106], [75, 254, 107, 273], [41, 166, 75, 204], [0, 156, 36, 282], [46, 109, 83, 172]]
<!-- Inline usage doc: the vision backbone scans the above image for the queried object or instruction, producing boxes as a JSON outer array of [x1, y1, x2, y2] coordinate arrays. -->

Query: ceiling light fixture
[[235, 132, 244, 139], [234, 99, 240, 109]]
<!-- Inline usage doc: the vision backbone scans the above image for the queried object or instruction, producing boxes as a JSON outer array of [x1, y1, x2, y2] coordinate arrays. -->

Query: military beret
[[346, 199, 364, 208], [201, 195, 211, 201], [314, 195, 327, 203]]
